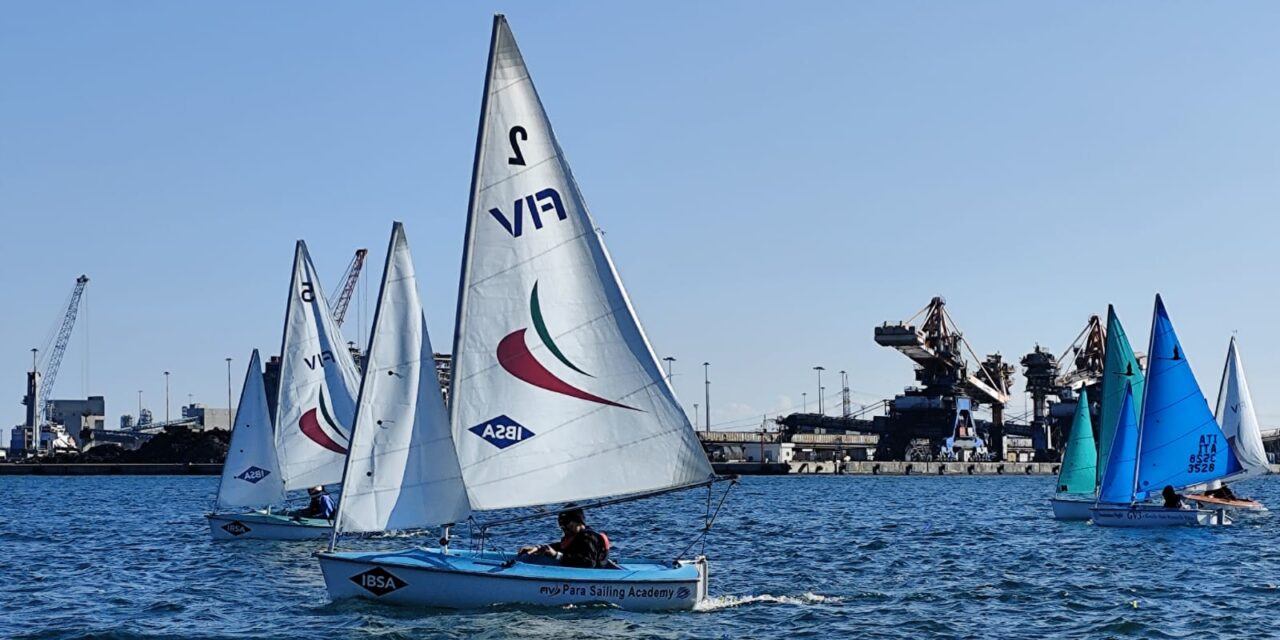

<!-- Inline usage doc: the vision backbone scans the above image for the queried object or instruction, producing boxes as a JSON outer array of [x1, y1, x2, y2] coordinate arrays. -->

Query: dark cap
[[557, 508, 585, 526]]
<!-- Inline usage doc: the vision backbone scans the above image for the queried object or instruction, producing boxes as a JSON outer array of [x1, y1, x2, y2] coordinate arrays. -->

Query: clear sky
[[4, 2, 1280, 444]]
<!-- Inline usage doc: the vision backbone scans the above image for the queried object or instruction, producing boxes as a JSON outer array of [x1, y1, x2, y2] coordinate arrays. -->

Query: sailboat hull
[[317, 548, 707, 611], [207, 512, 332, 540], [1183, 494, 1267, 512], [1049, 496, 1094, 521], [1090, 505, 1231, 527]]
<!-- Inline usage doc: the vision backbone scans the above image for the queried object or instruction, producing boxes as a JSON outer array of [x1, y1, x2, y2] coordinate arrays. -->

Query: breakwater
[[0, 463, 220, 476]]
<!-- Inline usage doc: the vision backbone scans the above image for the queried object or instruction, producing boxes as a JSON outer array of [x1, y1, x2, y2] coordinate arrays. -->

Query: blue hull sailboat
[[1091, 296, 1237, 527]]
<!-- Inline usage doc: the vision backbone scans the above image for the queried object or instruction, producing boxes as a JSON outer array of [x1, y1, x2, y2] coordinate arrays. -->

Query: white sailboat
[[316, 16, 723, 611], [208, 241, 362, 540], [1184, 336, 1268, 511]]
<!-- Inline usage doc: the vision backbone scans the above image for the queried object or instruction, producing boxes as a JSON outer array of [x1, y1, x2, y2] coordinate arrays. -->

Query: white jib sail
[[274, 241, 362, 491], [335, 223, 471, 533], [1216, 336, 1269, 481], [449, 15, 715, 512], [216, 349, 286, 510]]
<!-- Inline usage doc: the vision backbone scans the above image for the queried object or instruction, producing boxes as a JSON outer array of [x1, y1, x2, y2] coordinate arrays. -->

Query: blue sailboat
[[1091, 295, 1235, 527]]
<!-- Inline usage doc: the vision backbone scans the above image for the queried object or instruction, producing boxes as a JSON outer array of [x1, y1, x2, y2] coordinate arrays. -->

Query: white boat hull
[[317, 548, 707, 611], [207, 512, 332, 540], [1090, 504, 1231, 527], [1183, 494, 1267, 512], [1049, 495, 1094, 521]]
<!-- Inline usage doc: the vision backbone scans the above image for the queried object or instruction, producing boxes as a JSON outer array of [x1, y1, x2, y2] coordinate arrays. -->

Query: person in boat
[[518, 508, 613, 569], [1205, 483, 1238, 501], [297, 485, 336, 520], [1162, 485, 1184, 509]]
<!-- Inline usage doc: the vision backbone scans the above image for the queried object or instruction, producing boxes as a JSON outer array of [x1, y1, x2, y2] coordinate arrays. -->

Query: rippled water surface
[[3, 475, 1279, 639]]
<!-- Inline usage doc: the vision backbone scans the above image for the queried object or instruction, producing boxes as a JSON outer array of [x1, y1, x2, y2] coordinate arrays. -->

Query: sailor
[[518, 508, 612, 568], [301, 485, 337, 520], [1161, 485, 1184, 509]]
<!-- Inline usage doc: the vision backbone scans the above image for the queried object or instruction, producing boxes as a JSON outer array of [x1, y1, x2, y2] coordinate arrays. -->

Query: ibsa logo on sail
[[468, 415, 535, 449]]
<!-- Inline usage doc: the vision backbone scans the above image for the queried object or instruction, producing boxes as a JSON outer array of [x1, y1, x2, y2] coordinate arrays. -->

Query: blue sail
[[1134, 295, 1240, 498], [1098, 383, 1140, 504], [1097, 305, 1146, 486]]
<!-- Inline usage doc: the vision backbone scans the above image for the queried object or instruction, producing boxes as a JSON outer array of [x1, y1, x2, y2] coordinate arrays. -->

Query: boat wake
[[695, 592, 842, 611]]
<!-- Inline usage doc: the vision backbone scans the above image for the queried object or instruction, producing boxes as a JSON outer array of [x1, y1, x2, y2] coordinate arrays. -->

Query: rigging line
[[674, 478, 736, 563]]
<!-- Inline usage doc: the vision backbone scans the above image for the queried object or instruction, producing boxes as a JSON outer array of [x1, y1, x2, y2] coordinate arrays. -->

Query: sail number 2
[[508, 126, 528, 165], [1187, 434, 1218, 473]]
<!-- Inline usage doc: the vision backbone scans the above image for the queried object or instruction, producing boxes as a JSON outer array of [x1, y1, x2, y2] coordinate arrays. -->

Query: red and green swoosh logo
[[496, 282, 638, 411], [299, 388, 350, 453]]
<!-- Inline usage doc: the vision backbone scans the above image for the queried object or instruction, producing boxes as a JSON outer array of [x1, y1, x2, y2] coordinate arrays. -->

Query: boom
[[38, 275, 89, 422]]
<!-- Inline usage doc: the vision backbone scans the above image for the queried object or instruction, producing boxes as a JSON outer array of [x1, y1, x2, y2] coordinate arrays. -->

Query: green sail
[[1097, 305, 1146, 486], [1056, 388, 1097, 494]]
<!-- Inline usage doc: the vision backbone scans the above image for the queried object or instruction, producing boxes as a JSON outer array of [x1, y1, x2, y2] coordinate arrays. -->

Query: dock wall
[[0, 463, 221, 476]]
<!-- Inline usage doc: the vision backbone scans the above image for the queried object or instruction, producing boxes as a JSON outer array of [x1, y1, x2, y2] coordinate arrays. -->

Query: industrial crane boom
[[38, 275, 89, 422], [330, 249, 367, 327]]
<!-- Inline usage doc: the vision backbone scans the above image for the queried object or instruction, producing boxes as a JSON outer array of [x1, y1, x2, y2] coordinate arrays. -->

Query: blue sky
[[4, 2, 1280, 443]]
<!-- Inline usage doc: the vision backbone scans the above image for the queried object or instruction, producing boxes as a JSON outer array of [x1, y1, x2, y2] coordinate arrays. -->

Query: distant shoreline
[[0, 463, 220, 476]]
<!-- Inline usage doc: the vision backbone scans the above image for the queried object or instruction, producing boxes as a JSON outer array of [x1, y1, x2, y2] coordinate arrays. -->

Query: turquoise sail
[[1097, 305, 1146, 485], [1134, 295, 1240, 499], [1056, 388, 1097, 495], [1098, 383, 1140, 504]]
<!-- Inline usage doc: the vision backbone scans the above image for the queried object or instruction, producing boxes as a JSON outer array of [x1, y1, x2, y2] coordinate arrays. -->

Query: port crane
[[20, 275, 89, 452], [329, 248, 367, 327]]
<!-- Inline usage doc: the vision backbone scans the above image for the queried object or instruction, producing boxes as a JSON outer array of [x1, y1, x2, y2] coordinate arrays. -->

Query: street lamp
[[802, 392, 807, 413], [813, 366, 825, 415], [137, 390, 142, 422], [662, 356, 676, 383], [693, 403, 699, 430], [226, 357, 234, 429], [703, 362, 711, 433], [164, 371, 170, 424]]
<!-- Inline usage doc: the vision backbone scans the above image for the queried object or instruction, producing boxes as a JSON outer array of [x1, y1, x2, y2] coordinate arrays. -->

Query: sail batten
[[216, 350, 286, 510], [274, 241, 362, 491], [449, 15, 714, 513]]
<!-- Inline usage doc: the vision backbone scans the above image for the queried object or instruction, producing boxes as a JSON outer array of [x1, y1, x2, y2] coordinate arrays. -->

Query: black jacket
[[550, 527, 609, 568]]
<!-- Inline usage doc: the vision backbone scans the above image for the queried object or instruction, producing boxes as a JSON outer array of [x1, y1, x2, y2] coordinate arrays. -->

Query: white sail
[[449, 15, 715, 512], [335, 223, 472, 533], [1216, 336, 1269, 481], [274, 241, 362, 491], [216, 350, 286, 510]]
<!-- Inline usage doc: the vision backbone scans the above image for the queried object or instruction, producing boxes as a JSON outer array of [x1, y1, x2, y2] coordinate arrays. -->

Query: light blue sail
[[1098, 383, 1140, 504], [1097, 305, 1146, 485], [1056, 388, 1097, 495], [1134, 295, 1240, 499]]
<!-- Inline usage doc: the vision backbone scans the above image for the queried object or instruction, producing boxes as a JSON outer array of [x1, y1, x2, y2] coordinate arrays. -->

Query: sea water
[[2, 475, 1278, 639]]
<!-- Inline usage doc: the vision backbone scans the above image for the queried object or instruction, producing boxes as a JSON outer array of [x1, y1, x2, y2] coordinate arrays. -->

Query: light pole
[[164, 371, 171, 424], [693, 403, 699, 430], [813, 366, 825, 415], [802, 392, 807, 413], [137, 390, 142, 422], [702, 362, 710, 433], [226, 357, 234, 429], [662, 356, 676, 383]]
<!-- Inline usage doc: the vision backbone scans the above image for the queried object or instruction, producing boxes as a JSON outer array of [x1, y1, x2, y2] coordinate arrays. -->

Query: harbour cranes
[[329, 248, 367, 327], [19, 275, 89, 454]]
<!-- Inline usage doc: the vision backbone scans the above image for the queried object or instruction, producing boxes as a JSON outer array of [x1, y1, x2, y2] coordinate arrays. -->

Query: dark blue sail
[[1134, 295, 1240, 499], [1098, 383, 1140, 505]]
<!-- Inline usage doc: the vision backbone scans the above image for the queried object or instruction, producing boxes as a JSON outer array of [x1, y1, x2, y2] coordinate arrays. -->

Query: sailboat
[[316, 16, 724, 611], [1090, 295, 1235, 527], [208, 241, 362, 540], [1048, 389, 1096, 520], [1183, 336, 1269, 511]]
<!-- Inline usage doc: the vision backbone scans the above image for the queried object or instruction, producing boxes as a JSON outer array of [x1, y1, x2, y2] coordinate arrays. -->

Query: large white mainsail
[[334, 223, 471, 533], [449, 15, 715, 512], [275, 241, 362, 491], [1216, 336, 1269, 481], [216, 349, 286, 510]]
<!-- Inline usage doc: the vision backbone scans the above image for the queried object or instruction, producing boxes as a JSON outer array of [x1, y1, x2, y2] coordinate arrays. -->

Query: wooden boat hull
[[207, 512, 332, 540], [1183, 493, 1267, 512], [317, 548, 707, 611], [1049, 495, 1094, 521], [1090, 504, 1231, 527]]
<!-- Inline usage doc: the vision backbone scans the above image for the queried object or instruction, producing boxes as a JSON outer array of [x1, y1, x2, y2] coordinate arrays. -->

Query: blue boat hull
[[317, 548, 707, 611], [207, 512, 332, 540]]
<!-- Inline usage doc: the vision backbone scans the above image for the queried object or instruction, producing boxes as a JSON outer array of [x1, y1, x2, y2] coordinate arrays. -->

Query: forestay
[[1098, 384, 1140, 505], [1134, 296, 1240, 499], [1216, 337, 1268, 481], [335, 223, 472, 533], [1056, 388, 1096, 495], [1098, 305, 1145, 485], [275, 241, 361, 492], [449, 15, 715, 512], [216, 350, 286, 510]]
